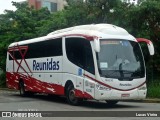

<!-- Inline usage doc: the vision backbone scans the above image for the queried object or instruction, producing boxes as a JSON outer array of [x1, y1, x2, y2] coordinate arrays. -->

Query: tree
[[0, 2, 51, 86], [126, 0, 160, 77]]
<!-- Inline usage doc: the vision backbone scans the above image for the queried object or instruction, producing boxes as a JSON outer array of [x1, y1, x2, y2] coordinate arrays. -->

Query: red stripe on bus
[[64, 34, 95, 41], [84, 74, 146, 91], [6, 72, 93, 99], [136, 38, 151, 44]]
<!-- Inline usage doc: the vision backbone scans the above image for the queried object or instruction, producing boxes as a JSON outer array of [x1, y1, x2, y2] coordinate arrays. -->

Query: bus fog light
[[138, 86, 146, 90]]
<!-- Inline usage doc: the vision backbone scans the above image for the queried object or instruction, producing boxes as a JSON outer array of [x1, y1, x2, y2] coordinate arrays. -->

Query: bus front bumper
[[95, 88, 147, 101]]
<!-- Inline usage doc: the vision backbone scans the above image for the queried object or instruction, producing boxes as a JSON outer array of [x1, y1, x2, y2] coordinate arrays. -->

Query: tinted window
[[66, 38, 95, 74], [9, 38, 62, 60]]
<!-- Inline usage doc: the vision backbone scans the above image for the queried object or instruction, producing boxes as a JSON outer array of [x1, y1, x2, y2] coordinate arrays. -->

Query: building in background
[[28, 0, 67, 12]]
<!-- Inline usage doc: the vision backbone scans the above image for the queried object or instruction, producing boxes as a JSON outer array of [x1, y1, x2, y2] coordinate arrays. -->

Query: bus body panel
[[6, 24, 150, 102]]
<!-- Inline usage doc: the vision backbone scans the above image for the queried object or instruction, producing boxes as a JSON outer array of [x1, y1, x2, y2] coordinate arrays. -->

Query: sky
[[0, 0, 26, 14]]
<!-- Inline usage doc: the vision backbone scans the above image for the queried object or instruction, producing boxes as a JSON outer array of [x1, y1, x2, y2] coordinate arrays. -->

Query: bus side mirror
[[94, 38, 100, 52], [136, 38, 155, 56]]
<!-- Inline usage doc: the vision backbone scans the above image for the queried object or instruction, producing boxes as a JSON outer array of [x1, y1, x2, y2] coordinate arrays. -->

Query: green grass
[[147, 80, 160, 98], [0, 80, 6, 88]]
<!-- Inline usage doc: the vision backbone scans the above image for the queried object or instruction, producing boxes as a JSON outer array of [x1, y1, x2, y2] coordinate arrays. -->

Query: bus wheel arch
[[19, 79, 33, 97], [64, 80, 73, 96], [64, 80, 79, 105], [19, 79, 26, 96]]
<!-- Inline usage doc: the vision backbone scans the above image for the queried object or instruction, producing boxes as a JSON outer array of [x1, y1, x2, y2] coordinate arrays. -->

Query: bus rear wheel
[[66, 84, 79, 105], [19, 81, 34, 97], [19, 81, 26, 96], [105, 100, 118, 106]]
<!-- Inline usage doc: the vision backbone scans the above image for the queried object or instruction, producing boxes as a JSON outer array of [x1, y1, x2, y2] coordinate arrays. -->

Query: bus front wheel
[[66, 84, 79, 105]]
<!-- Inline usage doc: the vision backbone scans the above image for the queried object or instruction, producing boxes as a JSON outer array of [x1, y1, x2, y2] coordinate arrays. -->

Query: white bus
[[6, 24, 154, 105]]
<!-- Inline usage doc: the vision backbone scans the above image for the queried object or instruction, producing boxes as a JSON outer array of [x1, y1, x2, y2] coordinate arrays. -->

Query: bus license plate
[[121, 94, 130, 97]]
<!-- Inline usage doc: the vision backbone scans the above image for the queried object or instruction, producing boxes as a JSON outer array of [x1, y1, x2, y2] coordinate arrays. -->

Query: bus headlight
[[96, 83, 111, 91], [138, 86, 147, 90]]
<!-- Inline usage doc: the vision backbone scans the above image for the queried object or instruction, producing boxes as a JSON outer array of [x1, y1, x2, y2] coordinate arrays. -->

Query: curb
[[122, 98, 160, 103], [0, 88, 18, 91], [121, 99, 160, 103], [142, 99, 160, 103]]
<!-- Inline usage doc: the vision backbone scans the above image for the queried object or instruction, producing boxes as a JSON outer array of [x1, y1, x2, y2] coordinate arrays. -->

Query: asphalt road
[[0, 90, 160, 120]]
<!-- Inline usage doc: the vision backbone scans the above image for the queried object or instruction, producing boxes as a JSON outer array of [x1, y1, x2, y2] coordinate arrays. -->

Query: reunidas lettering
[[33, 58, 59, 71]]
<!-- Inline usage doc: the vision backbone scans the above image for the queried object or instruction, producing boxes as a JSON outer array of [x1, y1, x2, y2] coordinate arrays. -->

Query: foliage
[[0, 2, 51, 72], [127, 0, 160, 79], [0, 72, 6, 87], [147, 80, 160, 98]]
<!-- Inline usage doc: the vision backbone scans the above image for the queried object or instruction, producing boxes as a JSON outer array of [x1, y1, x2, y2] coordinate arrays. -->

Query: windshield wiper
[[119, 63, 124, 78]]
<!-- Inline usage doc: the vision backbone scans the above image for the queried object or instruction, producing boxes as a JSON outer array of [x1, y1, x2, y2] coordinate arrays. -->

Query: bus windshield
[[97, 39, 145, 80]]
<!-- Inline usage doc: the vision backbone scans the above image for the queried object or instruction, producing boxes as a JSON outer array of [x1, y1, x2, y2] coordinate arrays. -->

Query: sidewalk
[[0, 87, 18, 91], [1, 88, 160, 103], [134, 98, 160, 103]]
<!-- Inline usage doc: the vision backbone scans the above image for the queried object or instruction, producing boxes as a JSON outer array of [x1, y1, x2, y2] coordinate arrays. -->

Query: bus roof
[[9, 24, 135, 47], [48, 24, 129, 36]]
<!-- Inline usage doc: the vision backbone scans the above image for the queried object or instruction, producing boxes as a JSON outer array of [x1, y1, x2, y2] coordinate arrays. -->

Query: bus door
[[83, 41, 95, 99], [83, 71, 95, 99], [64, 37, 95, 98]]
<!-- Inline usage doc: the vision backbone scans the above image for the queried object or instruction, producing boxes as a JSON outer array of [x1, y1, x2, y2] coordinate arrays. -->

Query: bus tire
[[66, 84, 79, 105], [105, 100, 118, 106], [19, 81, 26, 97]]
